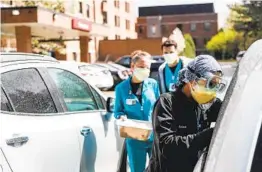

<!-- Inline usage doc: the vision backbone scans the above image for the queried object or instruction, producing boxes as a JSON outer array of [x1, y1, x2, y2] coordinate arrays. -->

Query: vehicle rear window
[[1, 69, 57, 114]]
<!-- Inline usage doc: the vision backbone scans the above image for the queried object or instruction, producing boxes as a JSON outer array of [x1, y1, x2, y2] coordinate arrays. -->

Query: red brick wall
[[136, 13, 218, 50], [99, 38, 162, 61]]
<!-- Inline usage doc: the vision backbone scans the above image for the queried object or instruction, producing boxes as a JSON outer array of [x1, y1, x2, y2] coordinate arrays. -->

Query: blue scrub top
[[164, 59, 182, 92], [114, 77, 160, 121]]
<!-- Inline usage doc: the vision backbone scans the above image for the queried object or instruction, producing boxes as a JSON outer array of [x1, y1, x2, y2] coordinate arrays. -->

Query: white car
[[194, 40, 262, 172], [0, 53, 125, 172], [59, 61, 114, 91], [78, 62, 114, 90], [236, 50, 246, 63]]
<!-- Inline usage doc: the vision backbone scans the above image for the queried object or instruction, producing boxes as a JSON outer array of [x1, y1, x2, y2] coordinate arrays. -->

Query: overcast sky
[[135, 0, 242, 28]]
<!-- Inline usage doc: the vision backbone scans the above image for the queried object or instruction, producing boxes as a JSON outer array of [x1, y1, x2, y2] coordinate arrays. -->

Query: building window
[[125, 2, 130, 13], [115, 15, 120, 27], [138, 26, 143, 34], [204, 22, 211, 31], [114, 1, 120, 8], [126, 20, 130, 30], [73, 52, 77, 61], [151, 24, 157, 35], [102, 12, 107, 24], [177, 24, 183, 32], [115, 35, 121, 40], [190, 23, 197, 32], [86, 4, 90, 18], [79, 2, 83, 13]]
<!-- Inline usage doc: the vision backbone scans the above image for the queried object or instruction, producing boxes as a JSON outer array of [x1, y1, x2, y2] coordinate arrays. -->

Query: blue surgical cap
[[177, 55, 222, 87]]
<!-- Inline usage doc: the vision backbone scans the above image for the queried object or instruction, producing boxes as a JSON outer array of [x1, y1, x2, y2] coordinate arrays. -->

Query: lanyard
[[128, 78, 144, 111]]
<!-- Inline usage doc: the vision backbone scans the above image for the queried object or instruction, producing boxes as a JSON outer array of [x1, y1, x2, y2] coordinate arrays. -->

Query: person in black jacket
[[146, 55, 227, 172]]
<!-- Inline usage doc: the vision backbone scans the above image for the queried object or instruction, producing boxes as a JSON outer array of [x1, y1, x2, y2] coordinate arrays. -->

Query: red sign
[[72, 18, 92, 32]]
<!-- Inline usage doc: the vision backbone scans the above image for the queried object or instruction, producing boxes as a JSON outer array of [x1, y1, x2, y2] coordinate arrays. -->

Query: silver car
[[0, 53, 125, 172], [194, 40, 262, 172]]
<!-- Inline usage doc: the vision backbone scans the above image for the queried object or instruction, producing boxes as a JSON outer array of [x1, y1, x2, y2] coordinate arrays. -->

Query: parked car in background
[[93, 63, 131, 89], [236, 50, 246, 63], [78, 62, 114, 91], [59, 61, 114, 91], [0, 53, 126, 172]]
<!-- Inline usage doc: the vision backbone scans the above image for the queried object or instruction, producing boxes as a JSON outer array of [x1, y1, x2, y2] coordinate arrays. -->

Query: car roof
[[0, 52, 58, 67]]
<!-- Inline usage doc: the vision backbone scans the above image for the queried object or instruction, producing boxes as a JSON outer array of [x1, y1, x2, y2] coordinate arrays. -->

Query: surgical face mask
[[190, 84, 217, 104], [163, 52, 179, 65], [133, 68, 150, 81]]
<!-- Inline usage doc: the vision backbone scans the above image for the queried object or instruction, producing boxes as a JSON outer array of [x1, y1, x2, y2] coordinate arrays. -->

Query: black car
[[115, 55, 164, 81]]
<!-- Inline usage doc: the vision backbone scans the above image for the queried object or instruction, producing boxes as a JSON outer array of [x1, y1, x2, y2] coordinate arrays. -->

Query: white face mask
[[133, 68, 150, 81], [163, 52, 179, 65]]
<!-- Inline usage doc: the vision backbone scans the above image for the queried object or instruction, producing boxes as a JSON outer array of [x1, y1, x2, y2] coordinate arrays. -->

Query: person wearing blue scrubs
[[114, 51, 160, 172], [158, 39, 191, 94]]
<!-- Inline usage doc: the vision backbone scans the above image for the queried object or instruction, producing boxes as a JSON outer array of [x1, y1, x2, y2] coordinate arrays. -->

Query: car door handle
[[81, 127, 92, 137], [6, 136, 29, 147]]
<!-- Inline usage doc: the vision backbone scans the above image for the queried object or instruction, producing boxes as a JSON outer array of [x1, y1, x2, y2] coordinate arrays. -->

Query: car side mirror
[[106, 97, 115, 113]]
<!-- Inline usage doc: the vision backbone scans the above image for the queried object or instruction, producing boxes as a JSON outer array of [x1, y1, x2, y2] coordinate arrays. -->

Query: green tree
[[228, 1, 262, 49], [182, 34, 196, 58], [20, 0, 66, 55], [206, 29, 240, 60], [22, 0, 65, 13]]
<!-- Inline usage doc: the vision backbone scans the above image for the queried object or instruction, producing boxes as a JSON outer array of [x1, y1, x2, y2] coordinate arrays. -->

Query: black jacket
[[146, 89, 222, 172]]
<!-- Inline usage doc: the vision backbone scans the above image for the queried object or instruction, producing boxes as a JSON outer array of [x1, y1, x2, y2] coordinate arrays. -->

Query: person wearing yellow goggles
[[146, 55, 227, 172]]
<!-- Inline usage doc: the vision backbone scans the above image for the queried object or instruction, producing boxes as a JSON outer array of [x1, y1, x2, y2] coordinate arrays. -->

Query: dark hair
[[161, 39, 177, 50]]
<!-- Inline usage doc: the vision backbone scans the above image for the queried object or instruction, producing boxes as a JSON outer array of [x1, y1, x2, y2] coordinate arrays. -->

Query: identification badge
[[169, 83, 176, 92], [126, 99, 136, 105]]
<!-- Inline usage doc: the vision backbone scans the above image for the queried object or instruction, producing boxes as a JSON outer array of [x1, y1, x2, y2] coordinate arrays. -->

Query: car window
[[47, 68, 98, 112], [1, 88, 13, 112], [90, 86, 106, 110], [250, 123, 262, 172], [1, 69, 57, 113], [119, 57, 131, 66]]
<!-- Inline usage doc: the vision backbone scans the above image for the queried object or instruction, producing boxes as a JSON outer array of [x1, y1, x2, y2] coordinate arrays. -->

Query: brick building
[[1, 0, 137, 62], [136, 3, 218, 54]]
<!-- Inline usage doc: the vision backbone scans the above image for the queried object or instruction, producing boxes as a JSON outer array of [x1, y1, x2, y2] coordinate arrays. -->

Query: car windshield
[[201, 40, 262, 172]]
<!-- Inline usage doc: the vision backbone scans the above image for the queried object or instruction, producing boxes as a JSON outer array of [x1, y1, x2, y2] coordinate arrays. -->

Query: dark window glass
[[86, 4, 90, 18], [251, 123, 262, 172], [48, 68, 98, 112], [204, 22, 211, 31], [90, 87, 105, 109], [138, 26, 143, 34], [79, 2, 83, 13], [1, 69, 57, 113], [190, 23, 197, 32], [102, 12, 107, 24], [1, 89, 12, 112]]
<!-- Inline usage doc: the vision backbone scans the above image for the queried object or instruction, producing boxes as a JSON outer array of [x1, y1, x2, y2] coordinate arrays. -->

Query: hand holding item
[[120, 115, 127, 121]]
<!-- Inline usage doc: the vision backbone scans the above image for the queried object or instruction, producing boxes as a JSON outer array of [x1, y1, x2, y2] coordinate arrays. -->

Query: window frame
[[1, 87, 14, 112], [190, 23, 197, 32], [204, 22, 211, 31], [45, 67, 103, 113], [0, 67, 64, 116]]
